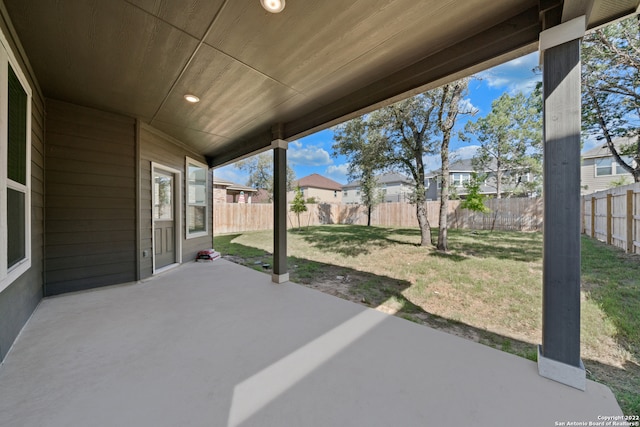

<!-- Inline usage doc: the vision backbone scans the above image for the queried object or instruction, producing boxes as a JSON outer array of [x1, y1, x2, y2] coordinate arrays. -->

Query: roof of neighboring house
[[427, 159, 488, 177], [343, 172, 413, 189], [582, 137, 635, 159], [213, 179, 257, 193], [294, 174, 343, 191]]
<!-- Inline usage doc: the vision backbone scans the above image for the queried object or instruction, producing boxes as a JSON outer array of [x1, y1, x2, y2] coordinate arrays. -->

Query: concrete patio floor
[[0, 260, 622, 426]]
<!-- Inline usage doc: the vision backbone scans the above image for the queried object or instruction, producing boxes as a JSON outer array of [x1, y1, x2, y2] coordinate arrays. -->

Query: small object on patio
[[196, 249, 220, 262]]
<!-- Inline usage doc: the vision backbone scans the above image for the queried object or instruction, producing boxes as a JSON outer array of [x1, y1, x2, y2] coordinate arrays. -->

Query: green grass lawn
[[214, 225, 639, 415]]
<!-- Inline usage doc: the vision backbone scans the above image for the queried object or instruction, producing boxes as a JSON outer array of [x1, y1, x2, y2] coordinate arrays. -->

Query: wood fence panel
[[581, 182, 640, 254], [214, 198, 543, 234]]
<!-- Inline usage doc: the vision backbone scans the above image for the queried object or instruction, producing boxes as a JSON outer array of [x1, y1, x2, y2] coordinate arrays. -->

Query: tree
[[234, 152, 295, 201], [459, 173, 490, 214], [334, 82, 470, 247], [436, 79, 472, 251], [333, 116, 384, 226], [464, 91, 541, 198], [582, 15, 640, 181], [290, 187, 307, 229]]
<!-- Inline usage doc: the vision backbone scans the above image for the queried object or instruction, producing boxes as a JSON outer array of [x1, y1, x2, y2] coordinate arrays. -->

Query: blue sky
[[216, 51, 549, 185]]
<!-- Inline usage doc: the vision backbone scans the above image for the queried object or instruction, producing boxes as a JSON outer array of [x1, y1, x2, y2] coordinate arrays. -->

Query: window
[[1, 46, 32, 293], [595, 158, 613, 176], [185, 157, 208, 238], [452, 173, 471, 187], [343, 191, 348, 197], [615, 156, 633, 175]]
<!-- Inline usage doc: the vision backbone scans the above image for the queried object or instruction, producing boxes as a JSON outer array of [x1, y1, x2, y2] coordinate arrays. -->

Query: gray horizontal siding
[[139, 124, 212, 279], [0, 12, 45, 361], [44, 99, 136, 296]]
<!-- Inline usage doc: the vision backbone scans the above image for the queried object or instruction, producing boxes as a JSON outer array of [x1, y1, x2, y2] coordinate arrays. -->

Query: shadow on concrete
[[215, 229, 636, 414]]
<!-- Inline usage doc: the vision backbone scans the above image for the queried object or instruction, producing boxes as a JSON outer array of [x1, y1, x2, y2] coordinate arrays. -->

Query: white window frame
[[185, 157, 209, 239], [595, 157, 613, 177], [0, 37, 32, 294]]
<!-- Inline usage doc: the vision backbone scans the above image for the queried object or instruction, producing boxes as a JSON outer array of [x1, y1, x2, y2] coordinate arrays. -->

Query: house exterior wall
[[139, 124, 212, 280], [342, 187, 360, 204], [381, 182, 411, 203], [581, 157, 634, 194], [299, 187, 341, 203], [44, 100, 137, 295], [213, 186, 227, 204], [344, 182, 411, 204], [0, 9, 45, 360]]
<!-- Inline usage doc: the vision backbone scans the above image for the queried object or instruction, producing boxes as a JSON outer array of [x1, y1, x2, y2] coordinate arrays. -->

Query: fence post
[[606, 193, 612, 245], [590, 197, 595, 238], [627, 190, 634, 253], [581, 197, 585, 234]]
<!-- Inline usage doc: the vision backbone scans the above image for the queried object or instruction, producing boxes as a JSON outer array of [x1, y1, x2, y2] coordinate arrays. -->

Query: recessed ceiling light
[[184, 94, 200, 103], [260, 0, 285, 13]]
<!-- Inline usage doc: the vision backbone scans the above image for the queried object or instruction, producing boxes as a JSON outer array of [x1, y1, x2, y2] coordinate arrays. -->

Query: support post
[[538, 17, 586, 390], [272, 139, 289, 283]]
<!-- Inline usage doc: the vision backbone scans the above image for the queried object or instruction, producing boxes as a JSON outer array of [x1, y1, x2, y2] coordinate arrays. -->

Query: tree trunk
[[367, 205, 372, 226], [437, 155, 450, 251], [416, 201, 432, 246]]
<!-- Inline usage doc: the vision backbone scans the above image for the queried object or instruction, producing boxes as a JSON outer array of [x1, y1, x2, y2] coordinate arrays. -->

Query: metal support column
[[538, 16, 586, 390], [272, 139, 289, 283]]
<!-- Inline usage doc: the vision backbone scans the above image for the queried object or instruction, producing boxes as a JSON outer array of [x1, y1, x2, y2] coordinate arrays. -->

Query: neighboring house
[[213, 178, 259, 203], [289, 173, 343, 204], [342, 172, 414, 204], [581, 137, 636, 195], [426, 159, 538, 200]]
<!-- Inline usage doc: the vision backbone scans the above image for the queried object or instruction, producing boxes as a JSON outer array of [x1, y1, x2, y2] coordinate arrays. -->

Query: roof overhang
[[3, 0, 639, 168]]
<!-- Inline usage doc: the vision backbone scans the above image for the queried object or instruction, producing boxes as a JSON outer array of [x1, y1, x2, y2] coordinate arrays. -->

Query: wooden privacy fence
[[214, 198, 543, 234], [582, 182, 640, 254]]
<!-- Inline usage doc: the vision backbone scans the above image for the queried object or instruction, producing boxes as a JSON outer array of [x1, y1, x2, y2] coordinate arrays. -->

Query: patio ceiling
[[3, 0, 639, 167]]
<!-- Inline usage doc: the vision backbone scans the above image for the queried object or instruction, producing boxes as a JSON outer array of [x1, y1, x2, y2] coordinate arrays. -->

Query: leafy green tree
[[234, 152, 295, 202], [333, 116, 385, 226], [437, 79, 472, 251], [335, 96, 436, 245], [582, 15, 640, 181], [459, 173, 490, 214], [290, 187, 308, 229], [464, 91, 541, 198], [334, 83, 470, 246]]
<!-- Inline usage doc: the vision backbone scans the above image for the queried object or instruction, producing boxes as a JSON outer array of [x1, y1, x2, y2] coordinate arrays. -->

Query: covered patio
[[0, 260, 622, 426]]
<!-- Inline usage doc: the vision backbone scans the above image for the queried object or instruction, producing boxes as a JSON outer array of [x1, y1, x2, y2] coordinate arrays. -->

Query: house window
[[185, 157, 208, 238], [334, 190, 337, 198], [615, 156, 633, 175], [452, 173, 471, 187], [1, 50, 32, 293], [343, 191, 348, 197], [595, 158, 612, 176]]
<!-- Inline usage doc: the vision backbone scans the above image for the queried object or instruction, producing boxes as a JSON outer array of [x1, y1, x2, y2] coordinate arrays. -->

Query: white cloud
[[452, 145, 480, 160], [476, 52, 541, 94], [326, 163, 350, 184], [459, 98, 478, 114], [214, 165, 248, 185], [423, 154, 441, 174], [288, 140, 332, 166]]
